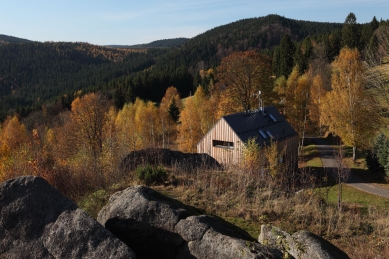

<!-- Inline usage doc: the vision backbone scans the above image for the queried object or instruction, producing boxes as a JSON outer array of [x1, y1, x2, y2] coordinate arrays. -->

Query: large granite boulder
[[97, 185, 282, 259], [0, 176, 136, 259], [120, 148, 220, 172], [258, 225, 350, 259]]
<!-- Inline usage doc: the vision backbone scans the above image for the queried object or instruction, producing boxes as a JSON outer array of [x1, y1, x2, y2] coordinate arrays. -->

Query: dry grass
[[74, 153, 389, 259], [152, 167, 389, 259]]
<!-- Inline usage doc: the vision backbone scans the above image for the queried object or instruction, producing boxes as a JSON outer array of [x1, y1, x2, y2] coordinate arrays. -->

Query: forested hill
[[169, 14, 344, 68], [0, 14, 379, 120], [0, 42, 158, 119], [113, 38, 189, 48], [0, 34, 31, 44], [107, 38, 189, 49]]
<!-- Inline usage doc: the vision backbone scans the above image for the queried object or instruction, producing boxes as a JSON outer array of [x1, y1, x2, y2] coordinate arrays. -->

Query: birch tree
[[320, 48, 382, 160]]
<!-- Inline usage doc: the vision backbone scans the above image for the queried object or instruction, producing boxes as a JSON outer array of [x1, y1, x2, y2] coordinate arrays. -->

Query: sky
[[1, 0, 388, 46]]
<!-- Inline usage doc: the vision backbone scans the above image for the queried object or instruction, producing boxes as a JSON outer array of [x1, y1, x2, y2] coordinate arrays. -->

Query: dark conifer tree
[[114, 87, 126, 109], [167, 98, 180, 123], [342, 12, 360, 49], [279, 34, 296, 77]]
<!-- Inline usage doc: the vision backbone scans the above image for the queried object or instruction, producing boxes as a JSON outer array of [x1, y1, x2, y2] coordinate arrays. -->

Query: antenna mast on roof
[[258, 90, 263, 111]]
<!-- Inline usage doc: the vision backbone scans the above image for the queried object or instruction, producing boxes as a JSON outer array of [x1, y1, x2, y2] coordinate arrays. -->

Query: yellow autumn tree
[[308, 74, 327, 134], [101, 107, 120, 182], [320, 48, 382, 160], [71, 92, 108, 159], [178, 97, 202, 153], [0, 116, 27, 156], [285, 67, 310, 151], [116, 101, 139, 154], [193, 86, 215, 135], [0, 116, 30, 181], [134, 99, 159, 149]]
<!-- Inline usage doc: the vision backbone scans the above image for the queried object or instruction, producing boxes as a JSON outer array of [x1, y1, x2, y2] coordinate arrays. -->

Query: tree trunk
[[338, 183, 342, 211], [353, 146, 356, 161]]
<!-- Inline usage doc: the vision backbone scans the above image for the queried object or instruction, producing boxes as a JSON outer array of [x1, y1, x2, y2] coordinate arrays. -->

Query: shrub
[[136, 164, 167, 185]]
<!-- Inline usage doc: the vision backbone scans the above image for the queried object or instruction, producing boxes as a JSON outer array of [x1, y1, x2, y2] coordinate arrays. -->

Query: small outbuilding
[[197, 106, 298, 165]]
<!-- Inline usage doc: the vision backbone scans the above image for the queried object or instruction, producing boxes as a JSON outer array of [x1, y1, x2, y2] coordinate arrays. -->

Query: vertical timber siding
[[277, 135, 299, 165], [198, 118, 299, 166], [197, 107, 299, 167], [197, 118, 242, 165]]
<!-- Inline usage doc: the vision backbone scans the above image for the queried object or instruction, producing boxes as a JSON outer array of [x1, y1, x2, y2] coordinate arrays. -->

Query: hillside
[[109, 37, 189, 49], [0, 14, 377, 120], [0, 42, 158, 119], [0, 34, 31, 44], [167, 14, 344, 68]]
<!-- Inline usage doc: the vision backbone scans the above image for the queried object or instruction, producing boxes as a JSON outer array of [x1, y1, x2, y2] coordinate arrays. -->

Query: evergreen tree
[[374, 133, 389, 169], [371, 16, 380, 32], [167, 98, 180, 123], [279, 35, 296, 77], [325, 29, 342, 61], [342, 13, 360, 49], [114, 87, 125, 109]]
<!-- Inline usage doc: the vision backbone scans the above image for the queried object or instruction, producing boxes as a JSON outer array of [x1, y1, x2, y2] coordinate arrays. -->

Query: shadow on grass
[[299, 145, 320, 165], [350, 168, 389, 184]]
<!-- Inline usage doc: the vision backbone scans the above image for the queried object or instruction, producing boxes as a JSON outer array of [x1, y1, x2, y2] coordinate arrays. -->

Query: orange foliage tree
[[71, 92, 109, 159], [0, 116, 31, 181], [216, 51, 273, 114]]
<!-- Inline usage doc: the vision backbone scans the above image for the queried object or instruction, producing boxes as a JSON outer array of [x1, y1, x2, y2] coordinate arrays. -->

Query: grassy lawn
[[305, 157, 322, 167], [300, 144, 323, 167], [317, 184, 389, 208]]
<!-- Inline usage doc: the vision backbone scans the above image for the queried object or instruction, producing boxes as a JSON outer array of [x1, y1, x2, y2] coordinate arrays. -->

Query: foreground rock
[[258, 225, 350, 259], [97, 185, 282, 259], [120, 148, 220, 172], [0, 176, 136, 259]]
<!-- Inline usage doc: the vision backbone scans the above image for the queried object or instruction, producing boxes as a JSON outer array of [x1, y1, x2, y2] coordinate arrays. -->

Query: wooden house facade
[[197, 106, 299, 165]]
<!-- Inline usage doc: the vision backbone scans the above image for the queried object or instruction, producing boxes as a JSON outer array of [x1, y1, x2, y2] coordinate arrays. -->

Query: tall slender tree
[[279, 35, 296, 77], [342, 13, 360, 49], [320, 48, 382, 160]]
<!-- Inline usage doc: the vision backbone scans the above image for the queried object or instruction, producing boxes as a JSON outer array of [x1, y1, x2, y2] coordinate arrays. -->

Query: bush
[[368, 133, 388, 176], [136, 164, 167, 185]]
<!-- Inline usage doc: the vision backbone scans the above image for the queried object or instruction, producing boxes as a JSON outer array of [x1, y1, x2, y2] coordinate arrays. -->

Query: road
[[312, 138, 389, 199]]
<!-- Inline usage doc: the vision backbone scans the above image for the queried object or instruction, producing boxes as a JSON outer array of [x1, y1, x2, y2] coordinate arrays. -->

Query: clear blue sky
[[1, 0, 388, 46]]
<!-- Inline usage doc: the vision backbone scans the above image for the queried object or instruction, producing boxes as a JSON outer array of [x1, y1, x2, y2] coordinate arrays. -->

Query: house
[[197, 106, 298, 165]]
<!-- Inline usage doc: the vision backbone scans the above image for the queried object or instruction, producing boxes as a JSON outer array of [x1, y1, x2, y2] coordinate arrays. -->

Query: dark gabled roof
[[222, 106, 298, 145]]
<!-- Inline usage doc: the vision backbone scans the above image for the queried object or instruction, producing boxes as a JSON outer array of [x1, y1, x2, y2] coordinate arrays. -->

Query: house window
[[259, 130, 267, 138], [266, 130, 274, 139], [213, 140, 234, 149]]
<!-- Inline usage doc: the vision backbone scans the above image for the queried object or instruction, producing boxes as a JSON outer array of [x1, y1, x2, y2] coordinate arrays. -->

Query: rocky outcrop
[[98, 185, 283, 259], [0, 176, 136, 259], [120, 148, 220, 172], [258, 225, 350, 259]]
